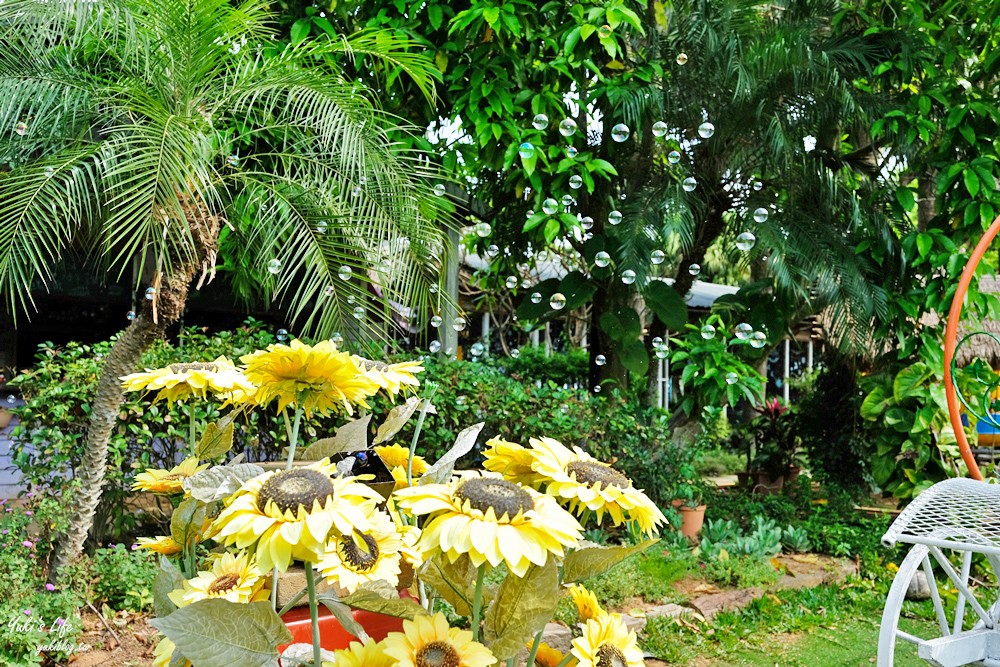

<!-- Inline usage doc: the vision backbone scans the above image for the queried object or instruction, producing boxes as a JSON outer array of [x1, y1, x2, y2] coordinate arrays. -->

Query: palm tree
[[0, 0, 448, 575]]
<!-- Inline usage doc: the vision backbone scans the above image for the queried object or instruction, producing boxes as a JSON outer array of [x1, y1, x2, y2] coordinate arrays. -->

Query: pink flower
[[45, 583, 55, 592], [24, 510, 32, 516], [1, 529, 7, 535], [55, 618, 65, 627], [23, 609, 31, 616], [21, 540, 33, 548], [130, 543, 139, 551]]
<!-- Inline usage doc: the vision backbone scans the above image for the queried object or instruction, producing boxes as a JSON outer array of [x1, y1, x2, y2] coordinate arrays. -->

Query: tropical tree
[[0, 0, 448, 575]]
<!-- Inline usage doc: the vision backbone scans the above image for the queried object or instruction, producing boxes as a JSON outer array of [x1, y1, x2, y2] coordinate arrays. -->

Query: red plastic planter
[[277, 601, 407, 659]]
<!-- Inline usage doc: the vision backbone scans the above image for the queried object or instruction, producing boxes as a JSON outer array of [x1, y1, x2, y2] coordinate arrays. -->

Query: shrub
[[703, 553, 780, 588], [88, 545, 158, 612]]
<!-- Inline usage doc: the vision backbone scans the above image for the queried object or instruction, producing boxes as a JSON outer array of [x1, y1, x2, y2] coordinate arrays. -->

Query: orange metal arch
[[943, 214, 1000, 481]]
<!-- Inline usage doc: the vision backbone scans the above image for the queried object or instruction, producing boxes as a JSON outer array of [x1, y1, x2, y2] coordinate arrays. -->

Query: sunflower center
[[566, 461, 632, 490], [415, 641, 460, 667], [256, 469, 335, 515], [168, 362, 220, 374], [207, 573, 240, 594], [455, 477, 534, 519], [340, 531, 380, 572], [161, 473, 186, 481], [595, 643, 627, 667]]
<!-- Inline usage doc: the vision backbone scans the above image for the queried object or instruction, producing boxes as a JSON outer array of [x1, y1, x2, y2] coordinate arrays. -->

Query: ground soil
[[62, 610, 157, 667]]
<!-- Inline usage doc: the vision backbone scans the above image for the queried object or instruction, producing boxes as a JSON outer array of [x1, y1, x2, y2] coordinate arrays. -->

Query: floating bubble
[[566, 146, 578, 158], [725, 372, 739, 385], [470, 342, 485, 357], [561, 194, 575, 208], [486, 244, 500, 257], [594, 385, 602, 393], [580, 216, 594, 230], [347, 295, 356, 304], [44, 166, 54, 178], [332, 332, 344, 346], [429, 284, 439, 294], [559, 118, 577, 137], [750, 331, 767, 349], [144, 287, 156, 300], [126, 310, 136, 321], [455, 395, 467, 405], [549, 293, 567, 310], [753, 207, 769, 223], [682, 177, 697, 192], [594, 251, 611, 268], [452, 317, 467, 332], [429, 340, 441, 353], [433, 183, 447, 196], [530, 292, 542, 304], [608, 210, 623, 225], [518, 142, 535, 159], [226, 154, 239, 167], [651, 249, 665, 265], [668, 150, 681, 164], [698, 122, 715, 139], [276, 328, 289, 341], [688, 263, 701, 276], [532, 114, 549, 130], [735, 322, 753, 340], [735, 231, 756, 251], [324, 285, 334, 296], [652, 121, 668, 138], [598, 24, 612, 39], [505, 276, 518, 289], [430, 315, 442, 328], [596, 354, 607, 366], [352, 306, 364, 320], [542, 198, 559, 215], [655, 347, 669, 359], [700, 324, 716, 339], [621, 269, 636, 285], [676, 52, 688, 65], [15, 121, 27, 136], [351, 185, 362, 197], [521, 278, 531, 290], [569, 174, 583, 190], [316, 220, 328, 234], [511, 348, 520, 358], [753, 181, 763, 191], [610, 123, 630, 142], [338, 265, 352, 280], [475, 222, 492, 237], [652, 337, 664, 348]]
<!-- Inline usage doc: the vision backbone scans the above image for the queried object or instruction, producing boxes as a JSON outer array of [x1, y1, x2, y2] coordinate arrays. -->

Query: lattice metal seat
[[882, 477, 1000, 556]]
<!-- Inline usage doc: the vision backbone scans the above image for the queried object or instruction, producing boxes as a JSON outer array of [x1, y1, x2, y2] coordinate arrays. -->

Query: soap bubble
[[505, 276, 518, 289], [351, 185, 362, 197], [655, 347, 669, 359], [455, 395, 466, 405], [753, 207, 769, 223], [652, 121, 668, 138], [725, 372, 739, 385], [698, 122, 715, 139], [44, 166, 55, 178], [676, 53, 688, 65], [735, 232, 756, 251], [608, 210, 623, 225], [352, 306, 364, 319], [735, 322, 753, 340], [594, 251, 611, 268], [651, 249, 665, 265], [566, 146, 578, 158], [668, 150, 681, 164], [700, 324, 716, 339], [530, 292, 542, 304], [569, 174, 583, 190], [521, 278, 531, 289], [332, 332, 344, 346], [276, 328, 288, 341], [652, 337, 664, 348], [750, 331, 767, 349], [561, 194, 575, 208], [542, 198, 559, 215], [559, 118, 577, 137], [549, 293, 566, 310], [316, 220, 328, 234], [267, 259, 281, 274], [429, 284, 439, 294], [486, 244, 500, 257], [429, 340, 441, 353], [470, 342, 485, 357], [15, 121, 28, 136], [226, 154, 239, 167], [475, 222, 492, 237], [126, 310, 136, 321], [518, 142, 535, 159], [452, 317, 467, 332], [324, 285, 334, 297], [621, 269, 636, 285], [598, 24, 612, 39], [595, 354, 607, 366], [430, 315, 442, 328], [338, 266, 352, 280], [532, 114, 549, 130], [580, 216, 594, 230], [433, 183, 446, 196], [753, 181, 763, 191], [511, 348, 520, 358], [682, 177, 697, 192], [688, 263, 701, 276], [610, 123, 630, 142]]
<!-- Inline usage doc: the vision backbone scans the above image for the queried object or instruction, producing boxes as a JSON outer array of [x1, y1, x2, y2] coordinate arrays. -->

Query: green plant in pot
[[672, 463, 711, 539], [749, 397, 802, 492]]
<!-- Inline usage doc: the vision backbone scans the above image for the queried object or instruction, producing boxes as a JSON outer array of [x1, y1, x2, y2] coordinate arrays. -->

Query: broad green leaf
[[599, 308, 641, 342], [150, 600, 290, 667], [374, 397, 428, 444], [515, 278, 562, 321], [428, 4, 444, 30], [619, 339, 649, 376], [483, 560, 560, 660], [915, 232, 932, 258], [316, 593, 369, 642], [644, 281, 688, 330], [419, 554, 478, 615], [964, 169, 980, 197], [196, 415, 235, 460], [170, 497, 208, 547], [893, 363, 932, 402], [563, 540, 657, 583], [339, 589, 428, 620], [182, 463, 265, 503], [421, 422, 484, 484], [860, 386, 890, 420], [580, 24, 596, 41], [290, 19, 310, 46], [153, 556, 185, 619], [482, 7, 500, 26], [302, 414, 371, 459]]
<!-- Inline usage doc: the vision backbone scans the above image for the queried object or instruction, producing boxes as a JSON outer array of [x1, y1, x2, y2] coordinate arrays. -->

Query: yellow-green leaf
[[170, 497, 208, 548], [196, 415, 235, 460], [562, 540, 657, 583], [301, 414, 371, 460], [483, 561, 560, 660], [339, 589, 428, 620]]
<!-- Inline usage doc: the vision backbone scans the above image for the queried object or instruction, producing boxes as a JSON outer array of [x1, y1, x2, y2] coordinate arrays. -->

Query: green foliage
[[703, 554, 779, 589], [486, 344, 588, 387], [781, 526, 813, 554], [89, 545, 158, 612], [698, 516, 784, 561]]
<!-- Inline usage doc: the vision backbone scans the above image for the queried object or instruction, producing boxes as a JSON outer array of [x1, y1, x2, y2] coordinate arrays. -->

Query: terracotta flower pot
[[675, 502, 707, 539]]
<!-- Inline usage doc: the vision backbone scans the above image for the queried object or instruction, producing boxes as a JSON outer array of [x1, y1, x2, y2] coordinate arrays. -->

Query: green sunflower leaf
[[196, 413, 236, 460], [170, 497, 209, 547], [301, 414, 371, 460], [562, 539, 658, 583], [483, 560, 561, 660]]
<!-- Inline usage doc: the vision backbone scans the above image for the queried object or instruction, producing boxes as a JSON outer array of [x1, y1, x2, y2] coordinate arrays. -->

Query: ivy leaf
[[150, 600, 290, 667], [182, 463, 265, 503], [195, 414, 235, 460], [301, 415, 371, 460], [421, 422, 484, 484], [893, 363, 933, 403], [562, 540, 657, 583], [483, 560, 560, 660]]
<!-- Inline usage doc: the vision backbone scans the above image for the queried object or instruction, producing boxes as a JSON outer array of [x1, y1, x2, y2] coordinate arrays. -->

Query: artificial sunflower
[[354, 357, 424, 397], [153, 636, 191, 667], [317, 509, 403, 594], [529, 437, 666, 537], [211, 459, 381, 571], [570, 584, 605, 622], [121, 356, 255, 404], [481, 437, 540, 486], [167, 551, 269, 607], [571, 613, 644, 667], [241, 339, 380, 416], [136, 535, 184, 555], [393, 471, 582, 577], [381, 612, 497, 667], [132, 458, 209, 494], [534, 642, 577, 667], [322, 637, 395, 667], [374, 443, 428, 489]]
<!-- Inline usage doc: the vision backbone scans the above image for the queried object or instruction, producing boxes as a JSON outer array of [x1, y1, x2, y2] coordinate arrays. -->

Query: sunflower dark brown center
[[596, 643, 627, 667], [256, 469, 335, 515], [415, 641, 460, 667], [207, 573, 240, 594], [340, 531, 380, 572], [566, 461, 632, 490], [455, 477, 534, 519], [168, 362, 220, 374]]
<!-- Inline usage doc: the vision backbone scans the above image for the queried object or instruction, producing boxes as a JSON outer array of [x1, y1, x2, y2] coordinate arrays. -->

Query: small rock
[[645, 603, 692, 619], [621, 613, 647, 634], [690, 587, 763, 619], [906, 571, 931, 601], [540, 621, 573, 654], [281, 643, 337, 666]]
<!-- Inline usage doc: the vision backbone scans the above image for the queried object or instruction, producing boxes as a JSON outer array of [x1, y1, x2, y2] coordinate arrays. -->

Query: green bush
[[703, 553, 780, 588], [89, 545, 158, 612]]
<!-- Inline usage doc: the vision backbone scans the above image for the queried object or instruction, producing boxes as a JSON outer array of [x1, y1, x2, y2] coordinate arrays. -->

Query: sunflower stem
[[554, 654, 576, 667], [285, 406, 304, 471], [187, 402, 197, 457], [471, 563, 486, 642], [305, 563, 322, 667], [407, 385, 437, 487], [277, 586, 308, 617], [271, 567, 279, 612], [525, 630, 543, 666]]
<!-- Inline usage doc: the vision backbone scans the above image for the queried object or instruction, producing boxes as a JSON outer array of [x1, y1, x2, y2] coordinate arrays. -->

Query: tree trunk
[[52, 205, 220, 580]]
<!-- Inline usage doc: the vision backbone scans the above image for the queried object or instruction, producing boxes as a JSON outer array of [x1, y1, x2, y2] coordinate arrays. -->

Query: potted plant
[[671, 463, 710, 539], [748, 397, 801, 494]]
